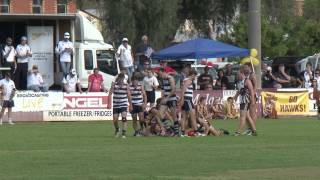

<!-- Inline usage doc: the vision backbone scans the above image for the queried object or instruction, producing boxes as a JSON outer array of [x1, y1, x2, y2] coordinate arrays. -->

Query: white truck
[[58, 13, 120, 89]]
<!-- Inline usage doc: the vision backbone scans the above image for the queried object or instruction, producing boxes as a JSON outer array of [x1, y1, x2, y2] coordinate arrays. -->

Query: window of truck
[[84, 50, 93, 70], [96, 50, 118, 76]]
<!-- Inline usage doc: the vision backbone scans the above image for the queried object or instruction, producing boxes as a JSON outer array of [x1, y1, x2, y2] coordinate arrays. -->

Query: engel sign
[[63, 93, 109, 109]]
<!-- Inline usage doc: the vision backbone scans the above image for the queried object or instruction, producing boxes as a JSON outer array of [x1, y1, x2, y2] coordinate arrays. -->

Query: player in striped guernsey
[[157, 67, 179, 136], [179, 69, 199, 136], [233, 70, 257, 136], [108, 73, 132, 138], [130, 76, 147, 136], [243, 63, 258, 135]]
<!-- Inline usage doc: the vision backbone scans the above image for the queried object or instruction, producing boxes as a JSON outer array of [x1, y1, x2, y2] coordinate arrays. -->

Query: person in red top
[[88, 68, 106, 92], [154, 61, 176, 75]]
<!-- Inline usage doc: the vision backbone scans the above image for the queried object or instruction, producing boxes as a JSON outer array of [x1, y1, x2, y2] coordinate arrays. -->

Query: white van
[[73, 42, 119, 89]]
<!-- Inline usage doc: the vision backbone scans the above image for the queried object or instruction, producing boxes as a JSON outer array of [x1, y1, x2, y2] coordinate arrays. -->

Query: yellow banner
[[261, 91, 309, 116]]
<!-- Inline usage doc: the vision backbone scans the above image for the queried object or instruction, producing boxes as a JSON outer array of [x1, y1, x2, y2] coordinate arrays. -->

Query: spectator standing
[[27, 65, 48, 92], [135, 35, 153, 71], [0, 72, 16, 125], [2, 37, 17, 75], [216, 69, 229, 90], [302, 62, 313, 88], [63, 69, 83, 93], [314, 69, 320, 91], [197, 66, 213, 90], [16, 36, 32, 90], [117, 38, 134, 81], [143, 68, 159, 107], [88, 68, 105, 92], [225, 64, 235, 88], [56, 32, 74, 76], [262, 63, 274, 88]]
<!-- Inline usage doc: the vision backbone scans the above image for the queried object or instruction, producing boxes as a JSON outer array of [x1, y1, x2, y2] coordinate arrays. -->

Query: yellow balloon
[[250, 49, 258, 58], [251, 57, 260, 66], [240, 57, 250, 64], [240, 57, 260, 66]]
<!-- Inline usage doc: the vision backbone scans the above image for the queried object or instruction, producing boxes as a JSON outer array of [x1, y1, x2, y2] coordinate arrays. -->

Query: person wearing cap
[[62, 68, 83, 93], [88, 68, 106, 92], [0, 72, 16, 125], [15, 36, 32, 90], [117, 38, 134, 82], [27, 65, 48, 92], [56, 32, 74, 76], [2, 37, 17, 75]]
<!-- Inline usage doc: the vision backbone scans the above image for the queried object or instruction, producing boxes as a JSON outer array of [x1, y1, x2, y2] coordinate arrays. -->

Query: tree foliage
[[77, 0, 320, 57], [219, 0, 320, 58], [102, 0, 180, 50], [101, 0, 243, 49]]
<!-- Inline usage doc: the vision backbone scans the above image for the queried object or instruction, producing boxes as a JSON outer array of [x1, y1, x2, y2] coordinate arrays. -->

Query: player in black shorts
[[234, 71, 257, 136], [243, 63, 258, 135], [108, 73, 132, 138], [179, 69, 199, 137], [130, 76, 147, 136], [157, 68, 179, 135], [0, 72, 16, 125]]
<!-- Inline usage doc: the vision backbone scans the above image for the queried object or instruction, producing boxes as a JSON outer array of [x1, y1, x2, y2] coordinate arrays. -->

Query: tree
[[178, 0, 241, 37], [102, 0, 180, 50], [217, 0, 320, 58], [303, 0, 320, 21]]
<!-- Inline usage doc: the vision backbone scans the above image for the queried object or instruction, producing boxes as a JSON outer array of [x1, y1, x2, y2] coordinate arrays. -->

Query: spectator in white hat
[[62, 68, 83, 93], [56, 32, 74, 76], [16, 36, 32, 90], [117, 38, 134, 82]]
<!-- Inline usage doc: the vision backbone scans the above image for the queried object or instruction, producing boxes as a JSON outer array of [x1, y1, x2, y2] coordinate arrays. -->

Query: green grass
[[0, 118, 320, 180]]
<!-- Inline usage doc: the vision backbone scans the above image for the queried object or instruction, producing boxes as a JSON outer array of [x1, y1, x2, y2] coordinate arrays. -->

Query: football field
[[0, 118, 319, 180]]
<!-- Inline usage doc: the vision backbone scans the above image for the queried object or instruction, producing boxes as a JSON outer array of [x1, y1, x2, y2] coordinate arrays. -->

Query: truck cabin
[[0, 0, 118, 90]]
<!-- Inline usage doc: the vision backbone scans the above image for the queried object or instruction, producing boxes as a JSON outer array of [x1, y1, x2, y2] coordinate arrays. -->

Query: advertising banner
[[186, 90, 223, 105], [27, 26, 54, 86], [261, 91, 309, 116], [44, 93, 113, 121], [308, 89, 318, 116], [13, 91, 64, 112]]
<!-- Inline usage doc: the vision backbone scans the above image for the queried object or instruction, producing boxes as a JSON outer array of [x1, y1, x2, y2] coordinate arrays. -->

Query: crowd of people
[[0, 34, 259, 137], [262, 62, 320, 89], [0, 32, 75, 92]]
